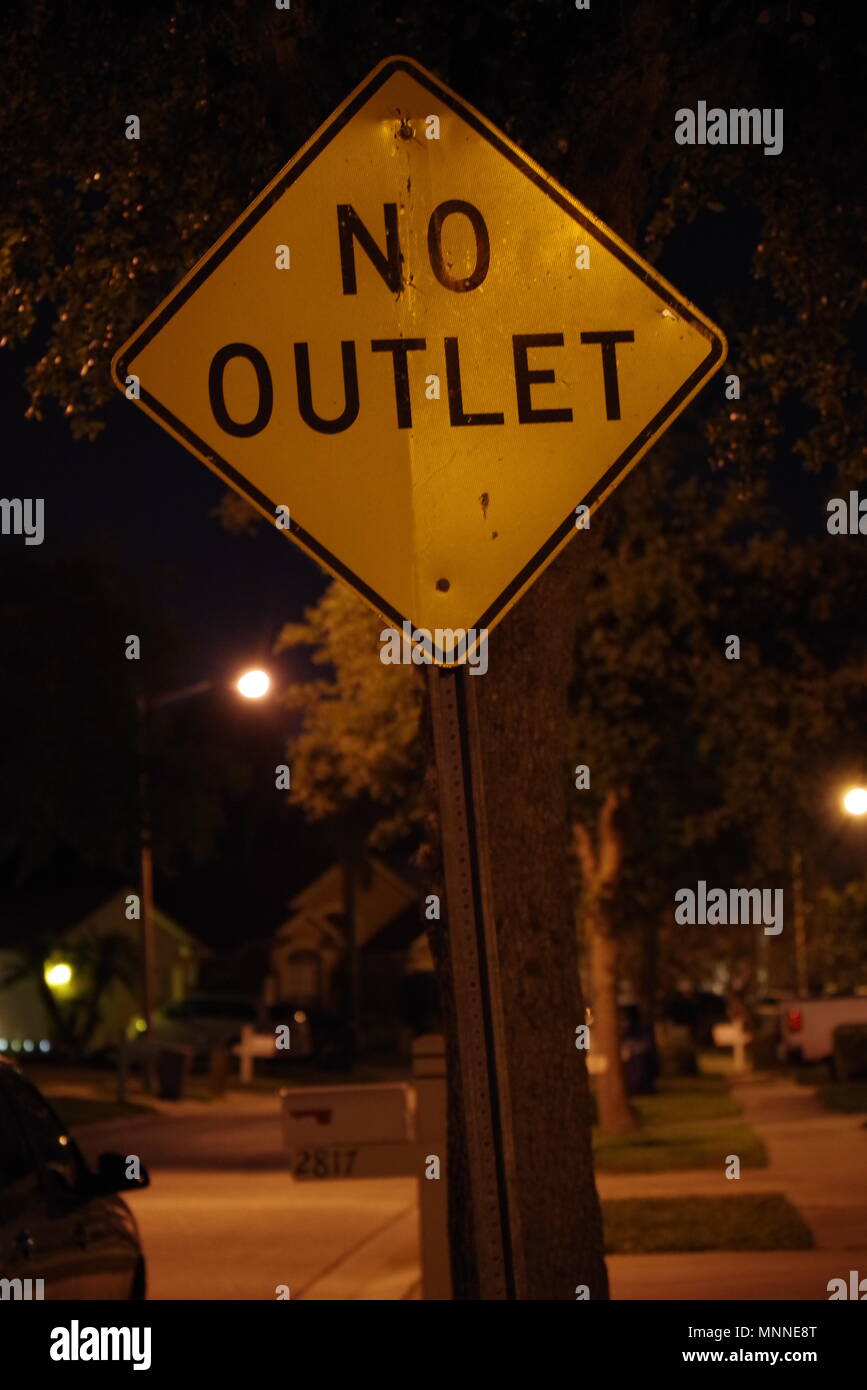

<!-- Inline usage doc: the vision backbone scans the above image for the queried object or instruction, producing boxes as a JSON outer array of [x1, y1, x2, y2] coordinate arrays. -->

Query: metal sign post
[[427, 664, 524, 1299]]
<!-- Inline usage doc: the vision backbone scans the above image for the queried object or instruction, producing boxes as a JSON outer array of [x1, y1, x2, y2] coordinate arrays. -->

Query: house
[[268, 857, 437, 1053], [65, 888, 208, 1051], [0, 881, 208, 1055]]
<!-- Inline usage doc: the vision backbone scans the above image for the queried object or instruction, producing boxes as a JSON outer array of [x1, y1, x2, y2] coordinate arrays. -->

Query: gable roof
[[286, 856, 419, 948], [67, 888, 210, 955], [275, 912, 346, 952], [0, 876, 208, 956]]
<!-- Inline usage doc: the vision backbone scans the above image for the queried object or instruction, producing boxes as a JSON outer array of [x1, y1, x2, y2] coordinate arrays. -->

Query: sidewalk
[[42, 1074, 284, 1120], [52, 1068, 866, 1300], [606, 1248, 867, 1300], [601, 1075, 867, 1299]]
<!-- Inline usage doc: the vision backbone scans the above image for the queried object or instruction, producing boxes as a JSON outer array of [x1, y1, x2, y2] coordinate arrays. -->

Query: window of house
[[284, 951, 321, 1003]]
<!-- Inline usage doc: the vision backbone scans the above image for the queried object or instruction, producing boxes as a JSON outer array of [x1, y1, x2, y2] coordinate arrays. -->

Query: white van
[[779, 995, 867, 1063]]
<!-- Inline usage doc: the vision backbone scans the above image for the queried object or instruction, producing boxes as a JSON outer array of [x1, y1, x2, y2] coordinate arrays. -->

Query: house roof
[[0, 875, 208, 956], [70, 889, 210, 956], [286, 856, 419, 949], [275, 912, 346, 951], [0, 865, 128, 949]]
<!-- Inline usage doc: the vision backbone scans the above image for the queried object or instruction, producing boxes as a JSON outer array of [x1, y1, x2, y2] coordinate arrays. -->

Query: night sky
[[1, 340, 334, 948]]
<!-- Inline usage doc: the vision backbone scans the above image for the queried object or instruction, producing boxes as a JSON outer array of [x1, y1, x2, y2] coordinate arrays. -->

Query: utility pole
[[792, 848, 809, 997], [133, 677, 238, 1030], [341, 850, 362, 1050], [135, 693, 157, 1031]]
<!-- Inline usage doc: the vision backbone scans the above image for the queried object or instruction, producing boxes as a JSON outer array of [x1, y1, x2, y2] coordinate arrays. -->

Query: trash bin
[[209, 1046, 230, 1098], [154, 1046, 190, 1100]]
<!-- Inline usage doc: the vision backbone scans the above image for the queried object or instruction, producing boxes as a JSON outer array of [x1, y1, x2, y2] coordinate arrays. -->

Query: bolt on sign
[[113, 57, 726, 662]]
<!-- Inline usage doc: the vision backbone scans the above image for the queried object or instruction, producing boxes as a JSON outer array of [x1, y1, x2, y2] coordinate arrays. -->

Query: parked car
[[779, 994, 867, 1063], [126, 993, 259, 1061], [264, 1004, 355, 1070], [0, 1057, 149, 1298]]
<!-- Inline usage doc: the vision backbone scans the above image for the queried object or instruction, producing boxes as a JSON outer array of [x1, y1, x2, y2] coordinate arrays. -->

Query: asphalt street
[[72, 1076, 867, 1301], [75, 1098, 420, 1300]]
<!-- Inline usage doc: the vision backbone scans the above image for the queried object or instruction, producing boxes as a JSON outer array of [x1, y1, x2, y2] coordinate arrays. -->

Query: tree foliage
[[809, 879, 867, 995], [276, 582, 424, 848], [0, 927, 137, 1057]]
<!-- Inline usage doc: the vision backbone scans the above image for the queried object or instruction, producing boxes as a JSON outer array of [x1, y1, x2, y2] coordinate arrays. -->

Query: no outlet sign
[[114, 56, 725, 662]]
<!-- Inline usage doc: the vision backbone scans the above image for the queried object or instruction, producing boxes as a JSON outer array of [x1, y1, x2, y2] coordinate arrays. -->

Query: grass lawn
[[603, 1194, 813, 1254], [51, 1097, 155, 1127], [593, 1076, 767, 1173], [632, 1075, 741, 1124]]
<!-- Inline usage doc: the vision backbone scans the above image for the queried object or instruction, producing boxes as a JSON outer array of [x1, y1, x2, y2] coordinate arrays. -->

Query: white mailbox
[[278, 1039, 452, 1298], [280, 1081, 415, 1148], [713, 1018, 751, 1072]]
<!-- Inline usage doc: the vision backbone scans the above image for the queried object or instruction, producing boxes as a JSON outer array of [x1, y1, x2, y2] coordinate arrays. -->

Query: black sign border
[[113, 55, 726, 666]]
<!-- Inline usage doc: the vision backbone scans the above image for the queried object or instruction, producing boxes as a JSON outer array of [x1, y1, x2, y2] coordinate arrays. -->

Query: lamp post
[[135, 669, 270, 1029], [791, 848, 808, 999]]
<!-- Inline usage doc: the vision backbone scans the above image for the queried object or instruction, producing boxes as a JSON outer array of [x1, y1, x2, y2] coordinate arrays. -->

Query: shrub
[[832, 1024, 867, 1081]]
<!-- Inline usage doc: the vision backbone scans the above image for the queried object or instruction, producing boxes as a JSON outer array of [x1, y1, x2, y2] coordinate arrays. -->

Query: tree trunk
[[427, 553, 608, 1300], [573, 790, 638, 1134], [590, 924, 637, 1134]]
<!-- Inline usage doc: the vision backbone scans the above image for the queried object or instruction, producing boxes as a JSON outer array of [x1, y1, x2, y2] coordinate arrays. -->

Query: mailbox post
[[412, 1035, 451, 1300], [279, 1034, 451, 1298]]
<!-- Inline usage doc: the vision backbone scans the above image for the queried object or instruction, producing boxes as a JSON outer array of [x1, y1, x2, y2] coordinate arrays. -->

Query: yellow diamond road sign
[[113, 56, 726, 665]]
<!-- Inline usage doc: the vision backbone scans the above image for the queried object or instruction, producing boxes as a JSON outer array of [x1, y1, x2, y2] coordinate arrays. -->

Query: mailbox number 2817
[[294, 1147, 358, 1178]]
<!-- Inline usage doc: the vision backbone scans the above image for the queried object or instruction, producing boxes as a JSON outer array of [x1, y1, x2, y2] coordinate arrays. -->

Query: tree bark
[[428, 552, 609, 1300], [573, 790, 638, 1134], [589, 929, 636, 1134]]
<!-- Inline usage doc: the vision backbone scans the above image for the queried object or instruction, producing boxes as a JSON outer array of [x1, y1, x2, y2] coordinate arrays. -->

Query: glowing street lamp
[[236, 668, 270, 699], [45, 962, 73, 988], [843, 787, 867, 816], [136, 665, 272, 1028]]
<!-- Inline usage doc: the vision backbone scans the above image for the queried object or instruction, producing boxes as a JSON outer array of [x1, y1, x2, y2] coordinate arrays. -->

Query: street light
[[136, 667, 271, 1028], [236, 668, 270, 699], [44, 962, 73, 988], [843, 787, 867, 816]]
